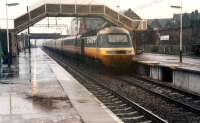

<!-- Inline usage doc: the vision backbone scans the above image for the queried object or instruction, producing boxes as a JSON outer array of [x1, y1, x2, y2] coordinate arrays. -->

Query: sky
[[0, 0, 200, 32]]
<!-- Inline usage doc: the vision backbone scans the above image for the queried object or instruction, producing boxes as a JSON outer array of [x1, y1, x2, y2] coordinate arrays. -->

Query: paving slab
[[0, 49, 82, 123]]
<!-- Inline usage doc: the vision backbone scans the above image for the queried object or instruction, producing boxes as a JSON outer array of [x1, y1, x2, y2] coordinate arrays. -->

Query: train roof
[[82, 26, 129, 37], [98, 26, 129, 34], [60, 35, 81, 40]]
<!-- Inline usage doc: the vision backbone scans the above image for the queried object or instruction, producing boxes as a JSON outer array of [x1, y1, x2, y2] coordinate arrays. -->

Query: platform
[[132, 53, 200, 94], [0, 48, 121, 123], [133, 53, 200, 73]]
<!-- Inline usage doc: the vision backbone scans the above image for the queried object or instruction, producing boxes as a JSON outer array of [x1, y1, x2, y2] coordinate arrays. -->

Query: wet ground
[[134, 53, 200, 71], [0, 49, 82, 123]]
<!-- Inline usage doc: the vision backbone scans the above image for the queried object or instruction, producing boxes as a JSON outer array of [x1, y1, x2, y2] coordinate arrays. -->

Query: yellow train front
[[43, 26, 135, 68], [83, 26, 135, 68]]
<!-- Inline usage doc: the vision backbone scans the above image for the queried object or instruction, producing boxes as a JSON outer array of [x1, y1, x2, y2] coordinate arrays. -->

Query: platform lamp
[[5, 0, 19, 64], [171, 0, 183, 63]]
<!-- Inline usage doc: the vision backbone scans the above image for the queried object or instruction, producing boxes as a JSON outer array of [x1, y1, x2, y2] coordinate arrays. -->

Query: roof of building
[[123, 8, 141, 20]]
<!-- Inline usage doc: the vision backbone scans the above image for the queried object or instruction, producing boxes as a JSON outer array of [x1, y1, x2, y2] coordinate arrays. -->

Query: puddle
[[0, 81, 15, 84], [166, 58, 177, 60], [77, 99, 88, 103], [26, 95, 69, 110], [0, 66, 19, 79]]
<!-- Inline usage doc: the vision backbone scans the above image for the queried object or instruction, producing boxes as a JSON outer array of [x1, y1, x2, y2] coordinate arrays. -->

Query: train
[[43, 26, 135, 67]]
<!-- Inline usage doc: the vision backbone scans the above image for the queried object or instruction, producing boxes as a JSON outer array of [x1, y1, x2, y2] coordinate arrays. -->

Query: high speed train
[[43, 26, 135, 67]]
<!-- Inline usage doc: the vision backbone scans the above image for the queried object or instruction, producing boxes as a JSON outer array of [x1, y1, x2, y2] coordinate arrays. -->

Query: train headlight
[[106, 50, 132, 54], [106, 51, 116, 54], [127, 50, 133, 54]]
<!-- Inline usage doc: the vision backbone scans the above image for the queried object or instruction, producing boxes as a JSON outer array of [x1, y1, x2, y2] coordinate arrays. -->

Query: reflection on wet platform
[[0, 49, 82, 123]]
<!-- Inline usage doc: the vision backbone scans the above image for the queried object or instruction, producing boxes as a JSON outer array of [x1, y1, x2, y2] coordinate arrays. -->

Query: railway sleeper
[[106, 104, 126, 108], [97, 90, 111, 94], [99, 96, 119, 100], [137, 120, 152, 123], [94, 93, 112, 97], [89, 90, 109, 95], [103, 100, 123, 105], [94, 90, 109, 94], [105, 95, 115, 99], [113, 109, 138, 116], [100, 98, 120, 102], [107, 104, 127, 108], [109, 105, 131, 110], [95, 88, 106, 91], [116, 111, 138, 116], [121, 115, 145, 121], [111, 107, 132, 112], [193, 100, 200, 103], [167, 92, 182, 97], [86, 85, 99, 89], [100, 97, 120, 102], [100, 100, 121, 104], [103, 102, 124, 106], [184, 97, 193, 100], [96, 92, 113, 96]]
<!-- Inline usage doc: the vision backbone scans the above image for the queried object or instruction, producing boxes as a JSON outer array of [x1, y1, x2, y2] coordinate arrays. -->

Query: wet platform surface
[[0, 49, 82, 123], [134, 53, 200, 72], [0, 48, 121, 123]]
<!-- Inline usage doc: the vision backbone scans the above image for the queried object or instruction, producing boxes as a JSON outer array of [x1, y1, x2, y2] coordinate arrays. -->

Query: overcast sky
[[0, 0, 199, 31]]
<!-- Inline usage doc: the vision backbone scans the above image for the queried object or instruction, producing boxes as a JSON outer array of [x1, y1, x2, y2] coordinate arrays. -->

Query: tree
[[191, 10, 199, 28]]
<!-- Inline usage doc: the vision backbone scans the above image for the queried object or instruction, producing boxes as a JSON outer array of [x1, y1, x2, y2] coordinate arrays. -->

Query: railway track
[[44, 49, 200, 122], [118, 75, 200, 115], [44, 49, 166, 123]]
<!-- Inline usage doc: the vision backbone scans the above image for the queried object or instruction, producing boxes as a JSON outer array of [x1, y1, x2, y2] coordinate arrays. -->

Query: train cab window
[[108, 34, 128, 43], [99, 34, 132, 48], [96, 36, 100, 48]]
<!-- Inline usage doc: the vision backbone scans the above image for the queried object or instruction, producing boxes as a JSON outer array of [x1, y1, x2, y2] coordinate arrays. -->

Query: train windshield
[[99, 34, 132, 48]]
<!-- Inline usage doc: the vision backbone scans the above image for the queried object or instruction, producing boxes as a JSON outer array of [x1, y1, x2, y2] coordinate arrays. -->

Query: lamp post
[[26, 0, 31, 53], [5, 0, 19, 64], [171, 0, 183, 63]]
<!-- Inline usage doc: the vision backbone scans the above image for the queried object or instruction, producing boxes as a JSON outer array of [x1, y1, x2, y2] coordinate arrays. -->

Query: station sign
[[160, 35, 169, 41]]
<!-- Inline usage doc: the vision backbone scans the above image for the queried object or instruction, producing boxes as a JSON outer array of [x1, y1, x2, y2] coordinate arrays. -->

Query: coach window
[[78, 39, 82, 47], [99, 35, 107, 48], [96, 36, 100, 47]]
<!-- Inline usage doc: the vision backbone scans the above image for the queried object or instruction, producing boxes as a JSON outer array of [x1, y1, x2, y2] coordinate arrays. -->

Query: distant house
[[148, 18, 172, 30], [173, 13, 191, 28], [148, 10, 200, 30]]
